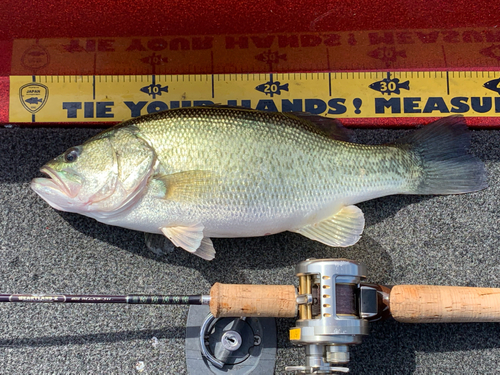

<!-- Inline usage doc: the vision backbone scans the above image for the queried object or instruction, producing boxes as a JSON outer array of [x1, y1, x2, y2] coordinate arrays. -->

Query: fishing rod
[[0, 293, 209, 305], [2, 258, 500, 374]]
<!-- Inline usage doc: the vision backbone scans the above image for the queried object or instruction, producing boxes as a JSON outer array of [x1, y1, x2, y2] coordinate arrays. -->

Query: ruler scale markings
[[446, 71, 450, 96], [211, 74, 215, 99], [9, 71, 500, 124], [328, 72, 332, 97]]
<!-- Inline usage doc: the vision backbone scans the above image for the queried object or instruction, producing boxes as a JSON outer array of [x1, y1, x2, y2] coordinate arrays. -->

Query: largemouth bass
[[31, 108, 487, 260]]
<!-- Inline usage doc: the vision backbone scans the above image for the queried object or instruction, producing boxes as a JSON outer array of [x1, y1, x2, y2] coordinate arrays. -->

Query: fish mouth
[[31, 167, 83, 212], [38, 166, 82, 198]]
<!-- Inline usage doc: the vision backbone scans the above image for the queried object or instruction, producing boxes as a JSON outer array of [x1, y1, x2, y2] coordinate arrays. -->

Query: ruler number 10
[[145, 86, 160, 94]]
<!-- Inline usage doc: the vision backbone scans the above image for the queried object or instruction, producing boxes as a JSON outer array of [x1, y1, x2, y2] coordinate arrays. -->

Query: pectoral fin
[[160, 224, 216, 260], [153, 170, 219, 202], [292, 205, 365, 247]]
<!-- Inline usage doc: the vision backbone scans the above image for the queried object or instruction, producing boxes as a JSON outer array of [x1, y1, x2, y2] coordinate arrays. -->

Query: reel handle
[[390, 285, 500, 323]]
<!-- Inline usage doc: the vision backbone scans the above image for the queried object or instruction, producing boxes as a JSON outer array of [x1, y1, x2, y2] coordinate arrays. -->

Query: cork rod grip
[[390, 285, 500, 323], [209, 283, 297, 318]]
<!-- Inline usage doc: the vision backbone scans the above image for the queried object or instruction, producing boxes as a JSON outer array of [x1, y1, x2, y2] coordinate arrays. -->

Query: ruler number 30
[[379, 81, 397, 92]]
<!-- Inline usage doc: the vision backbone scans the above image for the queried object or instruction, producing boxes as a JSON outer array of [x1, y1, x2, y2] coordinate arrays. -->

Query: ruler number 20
[[264, 84, 279, 93]]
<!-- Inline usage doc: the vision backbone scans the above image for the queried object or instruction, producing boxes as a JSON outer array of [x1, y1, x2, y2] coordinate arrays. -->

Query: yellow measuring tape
[[9, 71, 500, 123]]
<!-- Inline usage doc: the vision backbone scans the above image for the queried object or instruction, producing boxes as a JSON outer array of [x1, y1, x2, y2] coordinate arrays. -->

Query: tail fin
[[394, 116, 487, 195]]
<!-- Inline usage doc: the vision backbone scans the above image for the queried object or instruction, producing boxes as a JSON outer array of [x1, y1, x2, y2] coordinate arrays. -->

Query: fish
[[25, 97, 43, 104], [483, 77, 500, 95], [31, 108, 487, 261], [369, 78, 410, 95], [480, 44, 500, 61]]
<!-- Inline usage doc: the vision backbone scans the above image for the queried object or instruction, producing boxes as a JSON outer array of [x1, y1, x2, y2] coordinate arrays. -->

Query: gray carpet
[[0, 124, 499, 374]]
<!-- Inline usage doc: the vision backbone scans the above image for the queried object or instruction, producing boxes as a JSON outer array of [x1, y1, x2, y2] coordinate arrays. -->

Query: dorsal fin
[[283, 112, 355, 142]]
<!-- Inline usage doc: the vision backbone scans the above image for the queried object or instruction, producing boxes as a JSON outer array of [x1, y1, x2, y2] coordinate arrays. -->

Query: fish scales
[[132, 108, 411, 214], [31, 108, 487, 260]]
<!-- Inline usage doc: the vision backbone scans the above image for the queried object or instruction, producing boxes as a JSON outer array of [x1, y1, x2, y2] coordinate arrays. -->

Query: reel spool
[[286, 259, 379, 374]]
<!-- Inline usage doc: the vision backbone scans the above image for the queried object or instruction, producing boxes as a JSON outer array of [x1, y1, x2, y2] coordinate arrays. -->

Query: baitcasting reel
[[285, 258, 382, 373], [185, 258, 387, 374]]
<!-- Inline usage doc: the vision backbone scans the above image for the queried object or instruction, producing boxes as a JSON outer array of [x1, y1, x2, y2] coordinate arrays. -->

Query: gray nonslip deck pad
[[0, 125, 499, 374]]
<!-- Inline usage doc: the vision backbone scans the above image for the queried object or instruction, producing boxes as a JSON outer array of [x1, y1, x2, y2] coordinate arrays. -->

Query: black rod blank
[[0, 294, 208, 305]]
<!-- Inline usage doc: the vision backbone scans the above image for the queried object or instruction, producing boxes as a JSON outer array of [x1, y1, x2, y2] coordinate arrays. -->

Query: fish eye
[[63, 147, 81, 163]]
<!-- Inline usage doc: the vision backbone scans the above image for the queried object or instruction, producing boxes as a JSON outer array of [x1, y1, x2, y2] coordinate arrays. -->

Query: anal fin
[[161, 223, 216, 260], [292, 205, 365, 247]]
